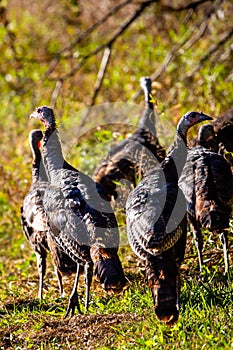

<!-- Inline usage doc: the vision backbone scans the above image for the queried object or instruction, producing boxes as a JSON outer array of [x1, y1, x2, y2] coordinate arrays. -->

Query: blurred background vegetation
[[0, 0, 233, 347], [1, 0, 232, 210]]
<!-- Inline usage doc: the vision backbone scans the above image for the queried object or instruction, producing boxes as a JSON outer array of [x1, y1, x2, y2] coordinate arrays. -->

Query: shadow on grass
[[0, 297, 65, 316]]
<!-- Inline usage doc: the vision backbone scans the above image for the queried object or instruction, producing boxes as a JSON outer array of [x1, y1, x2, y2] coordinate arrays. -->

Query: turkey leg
[[64, 263, 81, 317]]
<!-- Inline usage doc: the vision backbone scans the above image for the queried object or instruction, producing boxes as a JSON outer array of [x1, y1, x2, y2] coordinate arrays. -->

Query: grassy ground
[[0, 220, 233, 349], [0, 109, 232, 349], [1, 1, 233, 348]]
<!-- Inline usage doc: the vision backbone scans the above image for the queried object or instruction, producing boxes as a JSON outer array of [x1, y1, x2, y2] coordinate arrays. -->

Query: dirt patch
[[0, 312, 142, 349]]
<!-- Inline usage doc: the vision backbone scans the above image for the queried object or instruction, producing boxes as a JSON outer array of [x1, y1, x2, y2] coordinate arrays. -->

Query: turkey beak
[[199, 113, 213, 122], [30, 111, 44, 124], [30, 111, 38, 119]]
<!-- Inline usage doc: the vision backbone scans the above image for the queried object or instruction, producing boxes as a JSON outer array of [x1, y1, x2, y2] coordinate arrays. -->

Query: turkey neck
[[31, 140, 42, 184], [137, 85, 156, 135], [42, 125, 65, 183], [162, 124, 188, 183]]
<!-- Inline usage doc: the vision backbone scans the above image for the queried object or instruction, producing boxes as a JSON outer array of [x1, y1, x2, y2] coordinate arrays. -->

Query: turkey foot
[[64, 291, 82, 318]]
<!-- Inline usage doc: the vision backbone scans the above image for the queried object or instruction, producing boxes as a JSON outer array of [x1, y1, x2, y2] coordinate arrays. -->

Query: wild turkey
[[126, 111, 212, 324], [30, 106, 126, 316], [196, 124, 219, 153], [193, 108, 233, 166], [212, 107, 233, 153], [93, 77, 165, 202], [20, 129, 77, 299], [179, 145, 233, 274]]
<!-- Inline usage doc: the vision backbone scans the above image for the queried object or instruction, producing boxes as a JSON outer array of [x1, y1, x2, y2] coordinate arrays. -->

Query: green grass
[[0, 0, 233, 348], [0, 228, 233, 349]]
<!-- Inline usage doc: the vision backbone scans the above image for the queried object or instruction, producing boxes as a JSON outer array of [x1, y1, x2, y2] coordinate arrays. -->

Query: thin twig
[[48, 0, 156, 81], [78, 46, 112, 134], [91, 46, 112, 106], [130, 0, 221, 102], [50, 80, 63, 108], [44, 0, 132, 78], [189, 26, 233, 76], [163, 0, 212, 12]]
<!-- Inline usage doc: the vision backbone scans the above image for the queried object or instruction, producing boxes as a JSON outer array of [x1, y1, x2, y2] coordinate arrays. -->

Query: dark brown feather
[[179, 145, 233, 272], [93, 77, 165, 202], [21, 130, 76, 299], [30, 107, 126, 315], [127, 111, 212, 323]]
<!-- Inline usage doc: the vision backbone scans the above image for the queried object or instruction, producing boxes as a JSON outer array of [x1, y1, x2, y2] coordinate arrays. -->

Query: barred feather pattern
[[42, 168, 120, 262], [32, 107, 126, 294], [126, 111, 213, 322], [125, 133, 187, 325], [179, 146, 233, 230], [179, 145, 233, 272], [20, 182, 49, 259], [93, 77, 165, 201], [126, 167, 186, 256], [191, 109, 233, 168], [20, 130, 77, 299], [21, 182, 79, 273]]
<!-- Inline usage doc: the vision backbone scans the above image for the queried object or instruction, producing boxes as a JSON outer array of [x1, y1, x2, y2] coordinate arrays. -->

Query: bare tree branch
[[90, 46, 112, 106], [77, 46, 112, 133], [163, 0, 213, 12], [226, 68, 233, 82], [61, 0, 132, 53], [190, 26, 233, 75], [17, 0, 228, 111], [0, 3, 21, 72], [200, 27, 233, 64], [44, 0, 132, 78], [50, 80, 63, 108], [130, 0, 222, 102], [45, 0, 156, 81]]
